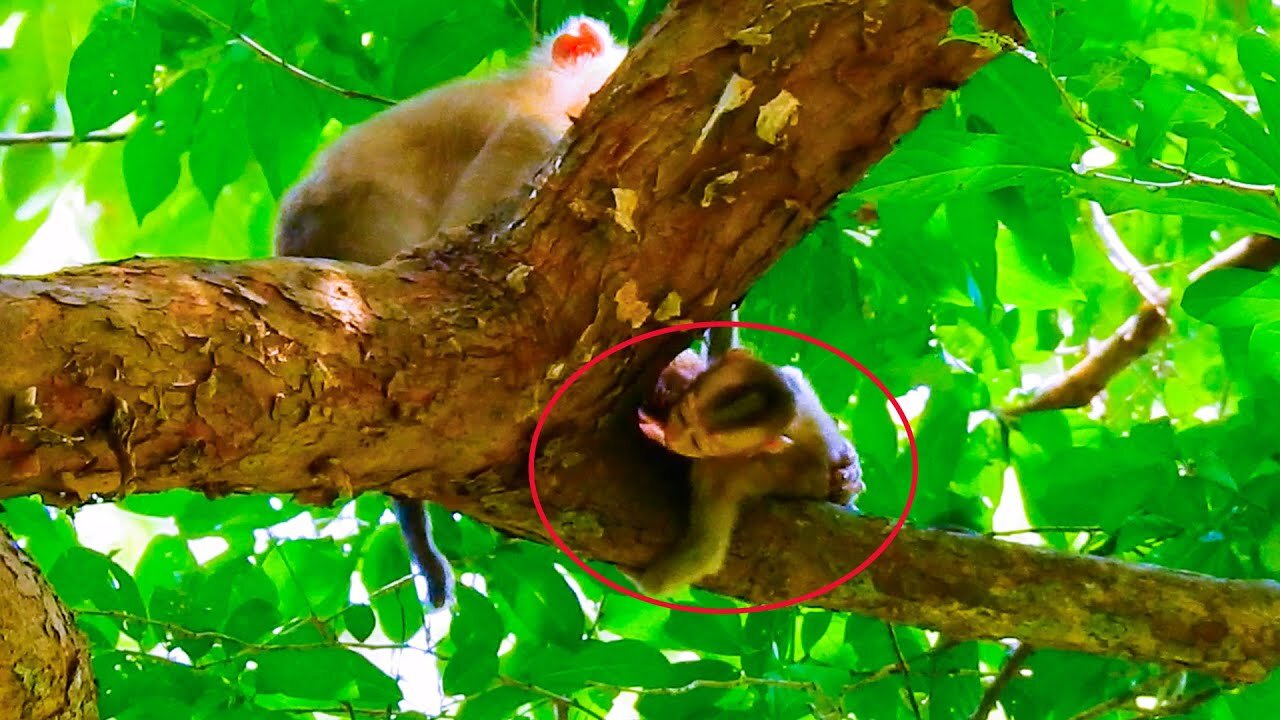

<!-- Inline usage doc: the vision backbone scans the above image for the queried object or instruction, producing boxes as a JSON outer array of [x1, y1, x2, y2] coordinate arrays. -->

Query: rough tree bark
[[1, 0, 1277, 695], [0, 526, 97, 720]]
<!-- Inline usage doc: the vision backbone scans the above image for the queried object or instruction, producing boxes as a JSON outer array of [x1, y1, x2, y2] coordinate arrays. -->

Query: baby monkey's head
[[639, 349, 798, 459]]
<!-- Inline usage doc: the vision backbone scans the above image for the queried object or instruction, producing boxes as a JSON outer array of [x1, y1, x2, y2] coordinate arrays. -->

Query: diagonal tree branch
[[1005, 234, 1280, 416], [0, 525, 97, 719], [6, 0, 1280, 686]]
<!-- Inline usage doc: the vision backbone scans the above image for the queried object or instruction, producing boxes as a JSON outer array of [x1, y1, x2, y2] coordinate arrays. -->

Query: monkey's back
[[275, 73, 566, 264]]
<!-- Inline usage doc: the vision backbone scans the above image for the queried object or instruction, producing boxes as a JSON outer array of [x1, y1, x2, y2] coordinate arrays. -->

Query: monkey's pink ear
[[552, 21, 604, 65], [760, 435, 794, 454], [636, 408, 669, 447]]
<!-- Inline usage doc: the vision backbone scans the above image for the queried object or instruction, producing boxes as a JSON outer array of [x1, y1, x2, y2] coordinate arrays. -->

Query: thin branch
[[1035, 44, 1280, 199], [968, 642, 1034, 720], [1053, 72, 1279, 199], [1086, 167, 1278, 196], [1005, 235, 1280, 416], [172, 0, 395, 107], [888, 624, 924, 720], [76, 609, 428, 655], [0, 129, 131, 146], [1140, 685, 1225, 718], [586, 667, 992, 699], [1089, 202, 1168, 310], [1067, 677, 1157, 720], [984, 525, 1103, 538], [500, 676, 607, 720]]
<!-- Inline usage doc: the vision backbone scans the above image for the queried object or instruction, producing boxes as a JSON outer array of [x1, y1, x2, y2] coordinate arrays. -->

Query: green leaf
[[1, 143, 54, 210], [991, 183, 1075, 278], [261, 538, 355, 618], [456, 686, 540, 720], [664, 611, 746, 656], [950, 7, 980, 37], [201, 0, 255, 31], [361, 522, 424, 642], [1238, 34, 1280, 143], [1178, 77, 1280, 181], [442, 643, 500, 696], [1134, 75, 1225, 162], [524, 639, 673, 692], [1183, 268, 1280, 327], [190, 50, 252, 206], [488, 545, 585, 645], [134, 534, 198, 603], [343, 604, 376, 642], [451, 585, 505, 656], [1013, 0, 1056, 57], [67, 12, 161, 134], [244, 61, 323, 198], [122, 119, 182, 221], [48, 547, 147, 620], [1250, 321, 1280, 375], [252, 647, 401, 705], [961, 54, 1088, 164], [0, 498, 78, 569]]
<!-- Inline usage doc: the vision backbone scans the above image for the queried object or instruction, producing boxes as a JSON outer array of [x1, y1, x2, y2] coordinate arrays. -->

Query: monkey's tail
[[392, 498, 456, 611]]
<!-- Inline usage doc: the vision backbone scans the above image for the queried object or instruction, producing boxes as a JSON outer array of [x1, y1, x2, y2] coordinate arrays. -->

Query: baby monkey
[[275, 17, 627, 610], [636, 348, 864, 596]]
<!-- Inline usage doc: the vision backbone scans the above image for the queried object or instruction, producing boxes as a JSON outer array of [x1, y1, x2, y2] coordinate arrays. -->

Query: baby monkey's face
[[638, 349, 797, 459]]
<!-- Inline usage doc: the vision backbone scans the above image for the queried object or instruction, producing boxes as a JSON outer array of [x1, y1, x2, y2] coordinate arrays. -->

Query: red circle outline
[[527, 320, 918, 614]]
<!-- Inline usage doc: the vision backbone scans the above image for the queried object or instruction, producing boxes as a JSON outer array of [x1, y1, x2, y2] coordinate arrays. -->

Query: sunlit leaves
[[359, 522, 424, 642], [1, 105, 55, 208], [244, 61, 323, 198], [66, 9, 160, 134], [252, 647, 402, 706], [1183, 268, 1280, 327]]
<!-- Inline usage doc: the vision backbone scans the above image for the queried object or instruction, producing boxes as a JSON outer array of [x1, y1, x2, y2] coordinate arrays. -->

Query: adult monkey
[[276, 17, 628, 610]]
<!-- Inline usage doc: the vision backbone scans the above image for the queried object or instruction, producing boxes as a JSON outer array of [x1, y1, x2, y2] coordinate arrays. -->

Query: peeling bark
[[6, 0, 1276, 691], [0, 527, 97, 720]]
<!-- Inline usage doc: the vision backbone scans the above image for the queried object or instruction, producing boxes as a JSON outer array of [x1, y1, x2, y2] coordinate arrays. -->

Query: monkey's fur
[[636, 348, 863, 596], [275, 17, 626, 610]]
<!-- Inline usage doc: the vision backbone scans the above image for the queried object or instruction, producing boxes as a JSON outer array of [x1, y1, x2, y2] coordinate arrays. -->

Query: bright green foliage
[[3, 0, 1280, 718]]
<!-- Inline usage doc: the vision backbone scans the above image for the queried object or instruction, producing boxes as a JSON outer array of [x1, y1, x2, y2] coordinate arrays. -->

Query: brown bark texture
[[0, 526, 97, 720], [1, 0, 1277, 687]]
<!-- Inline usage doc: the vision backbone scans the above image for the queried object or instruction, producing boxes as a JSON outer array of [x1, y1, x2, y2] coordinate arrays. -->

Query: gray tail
[[393, 498, 455, 610]]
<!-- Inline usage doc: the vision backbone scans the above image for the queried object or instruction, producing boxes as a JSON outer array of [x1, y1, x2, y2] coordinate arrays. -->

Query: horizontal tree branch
[[0, 129, 130, 146]]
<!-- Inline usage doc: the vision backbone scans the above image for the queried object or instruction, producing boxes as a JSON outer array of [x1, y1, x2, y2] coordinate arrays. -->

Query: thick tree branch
[[6, 0, 1278, 686], [0, 526, 97, 719]]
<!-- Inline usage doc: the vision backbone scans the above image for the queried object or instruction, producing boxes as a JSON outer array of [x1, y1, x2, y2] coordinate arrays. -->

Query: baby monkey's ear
[[636, 408, 669, 447]]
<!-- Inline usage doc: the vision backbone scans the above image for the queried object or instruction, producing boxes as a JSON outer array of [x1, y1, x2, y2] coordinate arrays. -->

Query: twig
[[1087, 168, 1277, 196], [0, 129, 131, 146], [1090, 202, 1168, 310], [172, 0, 395, 107], [501, 676, 607, 720], [1139, 685, 1224, 718], [968, 642, 1034, 720], [1068, 675, 1168, 720], [985, 525, 1103, 538], [887, 624, 923, 720], [1005, 235, 1280, 416], [1053, 72, 1278, 199]]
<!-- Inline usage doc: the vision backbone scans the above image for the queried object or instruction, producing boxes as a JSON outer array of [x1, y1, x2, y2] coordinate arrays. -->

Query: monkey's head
[[638, 349, 797, 458], [533, 16, 629, 119]]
